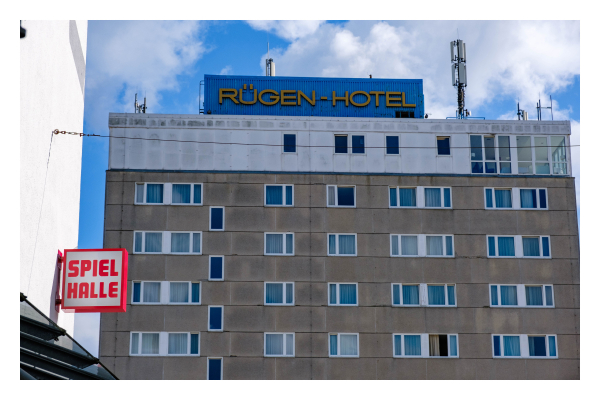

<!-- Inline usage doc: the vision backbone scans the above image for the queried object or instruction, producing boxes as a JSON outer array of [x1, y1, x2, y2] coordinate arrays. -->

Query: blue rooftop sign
[[203, 75, 424, 118]]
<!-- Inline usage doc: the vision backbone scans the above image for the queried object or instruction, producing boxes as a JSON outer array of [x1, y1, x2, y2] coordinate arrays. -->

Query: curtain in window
[[170, 282, 189, 303], [447, 285, 455, 306], [394, 335, 402, 356], [192, 283, 200, 303], [528, 336, 547, 357], [525, 286, 543, 306], [500, 286, 518, 306], [131, 333, 139, 354], [426, 236, 443, 256], [328, 235, 336, 254], [444, 188, 451, 207], [338, 235, 356, 255], [428, 286, 446, 305], [141, 333, 159, 354], [193, 233, 201, 253], [403, 285, 419, 305], [503, 336, 520, 356], [392, 284, 400, 305], [495, 189, 512, 208], [171, 233, 189, 253], [135, 232, 142, 253], [285, 186, 293, 205], [339, 284, 357, 304], [168, 333, 187, 354], [327, 186, 336, 206], [266, 234, 283, 254], [136, 184, 144, 203], [389, 188, 397, 207], [329, 284, 336, 304], [286, 234, 293, 254], [404, 335, 421, 356], [391, 235, 399, 256], [146, 184, 163, 203], [497, 237, 515, 256], [265, 334, 283, 355], [329, 335, 338, 355], [485, 189, 493, 208], [172, 184, 191, 203], [445, 236, 453, 256], [145, 232, 162, 252], [285, 334, 294, 356], [208, 359, 221, 380], [548, 336, 557, 357], [193, 184, 202, 204], [266, 186, 283, 205], [286, 283, 293, 304], [399, 188, 416, 207], [401, 236, 418, 256], [425, 188, 441, 207], [143, 282, 161, 303], [340, 334, 358, 356], [490, 285, 498, 306], [520, 189, 536, 208], [449, 335, 458, 356], [523, 237, 540, 257], [190, 334, 199, 354], [545, 286, 553, 306], [429, 335, 440, 356], [266, 283, 283, 304]]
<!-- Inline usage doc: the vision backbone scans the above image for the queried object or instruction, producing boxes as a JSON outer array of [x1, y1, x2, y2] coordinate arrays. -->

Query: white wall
[[20, 20, 87, 334]]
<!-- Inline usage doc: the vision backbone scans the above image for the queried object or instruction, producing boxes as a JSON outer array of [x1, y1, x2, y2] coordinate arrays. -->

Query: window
[[391, 284, 420, 306], [132, 281, 201, 305], [551, 136, 568, 174], [425, 235, 454, 257], [352, 135, 365, 154], [487, 236, 515, 257], [470, 135, 512, 174], [283, 133, 296, 153], [130, 332, 199, 356], [390, 235, 418, 256], [264, 333, 295, 357], [492, 334, 557, 358], [389, 187, 451, 208], [264, 233, 294, 255], [391, 284, 455, 307], [328, 283, 358, 306], [264, 282, 294, 305], [386, 136, 399, 155], [487, 235, 550, 258], [207, 358, 223, 380], [209, 207, 224, 231], [424, 187, 452, 208], [265, 185, 293, 206], [135, 183, 165, 204], [489, 284, 554, 307], [172, 183, 203, 205], [426, 284, 456, 306], [329, 333, 359, 357], [393, 334, 458, 358], [390, 234, 453, 257], [520, 188, 548, 209], [516, 135, 568, 175], [334, 135, 348, 153], [208, 306, 223, 332], [485, 188, 548, 210], [209, 256, 224, 281], [437, 136, 450, 155], [134, 231, 202, 254], [134, 231, 163, 253], [170, 232, 203, 254], [327, 185, 356, 207], [328, 234, 357, 256], [484, 188, 513, 209]]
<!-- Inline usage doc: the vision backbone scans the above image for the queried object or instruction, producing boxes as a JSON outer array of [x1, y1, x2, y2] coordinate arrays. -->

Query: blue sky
[[74, 20, 580, 355]]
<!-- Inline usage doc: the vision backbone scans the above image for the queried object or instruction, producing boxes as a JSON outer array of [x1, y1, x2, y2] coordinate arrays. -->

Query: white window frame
[[282, 132, 297, 154], [515, 135, 569, 176], [171, 183, 203, 205], [326, 185, 357, 208], [392, 333, 459, 358], [264, 282, 295, 306], [328, 282, 359, 306], [389, 187, 452, 209], [134, 182, 167, 205], [391, 283, 420, 307], [168, 231, 203, 255], [328, 333, 360, 358], [350, 134, 366, 155], [209, 206, 225, 231], [264, 184, 294, 207], [263, 333, 295, 357], [133, 231, 164, 254], [129, 332, 200, 356], [333, 134, 349, 154], [327, 233, 358, 256], [483, 187, 548, 210], [422, 187, 452, 209], [207, 357, 223, 380], [483, 187, 515, 210], [208, 305, 224, 332], [486, 235, 551, 259], [424, 284, 457, 307], [390, 234, 454, 257], [208, 255, 224, 282], [470, 134, 514, 175], [385, 135, 400, 156], [491, 334, 558, 359], [132, 281, 201, 305], [436, 136, 451, 156], [388, 187, 418, 208], [390, 234, 419, 257], [489, 284, 554, 308], [424, 234, 454, 258], [264, 232, 295, 256]]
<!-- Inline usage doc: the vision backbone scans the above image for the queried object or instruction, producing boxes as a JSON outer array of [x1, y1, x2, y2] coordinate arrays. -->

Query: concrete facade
[[100, 114, 579, 379], [20, 20, 87, 333]]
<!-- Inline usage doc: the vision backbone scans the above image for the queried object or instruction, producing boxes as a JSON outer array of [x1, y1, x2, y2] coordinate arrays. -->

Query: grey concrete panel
[[230, 332, 263, 357], [452, 186, 482, 210], [117, 305, 165, 332], [231, 184, 263, 207], [325, 257, 375, 283], [487, 259, 521, 283], [163, 357, 203, 380], [326, 307, 376, 332], [361, 184, 389, 209], [547, 187, 568, 211], [128, 254, 166, 281], [492, 359, 527, 379], [202, 332, 231, 357], [422, 308, 460, 332], [295, 282, 328, 306], [274, 358, 314, 380], [202, 282, 231, 305], [456, 307, 477, 333], [457, 283, 489, 308], [375, 307, 427, 333], [569, 260, 580, 284], [359, 333, 392, 358], [168, 172, 210, 183], [274, 306, 317, 332], [294, 332, 328, 357], [360, 283, 390, 306], [224, 357, 276, 380], [308, 206, 325, 233], [103, 230, 125, 250], [549, 235, 574, 259], [165, 255, 206, 281], [469, 210, 518, 235], [458, 333, 492, 359], [487, 308, 523, 333], [523, 308, 579, 334], [327, 358, 377, 380], [421, 210, 471, 235], [387, 209, 422, 234], [376, 357, 427, 379], [225, 306, 276, 332], [99, 330, 117, 357], [387, 258, 425, 283], [100, 313, 118, 332], [455, 234, 486, 258], [274, 174, 312, 185], [114, 356, 164, 380], [517, 211, 569, 236], [106, 181, 125, 205], [524, 359, 573, 380], [557, 334, 579, 359], [226, 256, 277, 281], [203, 183, 233, 206], [120, 205, 168, 231], [421, 258, 460, 283], [230, 282, 263, 305], [569, 235, 580, 259], [309, 184, 326, 208], [231, 232, 263, 255], [471, 308, 492, 333], [227, 207, 276, 232], [166, 206, 208, 231], [235, 173, 278, 184], [203, 232, 232, 255], [274, 256, 312, 281], [164, 306, 205, 331], [520, 262, 554, 284], [426, 358, 477, 379], [294, 233, 312, 256], [358, 234, 389, 257], [323, 208, 370, 233], [276, 208, 311, 232], [308, 233, 328, 256]]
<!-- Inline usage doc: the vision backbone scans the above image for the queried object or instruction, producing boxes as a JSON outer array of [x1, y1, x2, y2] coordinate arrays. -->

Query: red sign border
[[60, 248, 128, 313]]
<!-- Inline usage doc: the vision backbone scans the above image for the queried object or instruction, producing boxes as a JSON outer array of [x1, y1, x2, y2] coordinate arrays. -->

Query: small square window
[[208, 306, 223, 331], [209, 256, 224, 281], [265, 282, 294, 305], [328, 283, 358, 306], [264, 333, 295, 357], [437, 137, 450, 155], [386, 136, 399, 155], [210, 207, 224, 231], [329, 333, 359, 357], [328, 234, 357, 256], [334, 135, 348, 153], [283, 134, 296, 153], [327, 185, 356, 207], [207, 358, 223, 380], [265, 185, 293, 206], [264, 233, 294, 255], [352, 135, 365, 154]]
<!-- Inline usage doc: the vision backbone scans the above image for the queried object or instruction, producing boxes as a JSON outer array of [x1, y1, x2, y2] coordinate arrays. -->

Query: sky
[[73, 20, 580, 356]]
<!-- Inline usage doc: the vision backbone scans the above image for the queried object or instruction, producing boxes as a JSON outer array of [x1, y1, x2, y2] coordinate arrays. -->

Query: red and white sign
[[61, 249, 128, 313]]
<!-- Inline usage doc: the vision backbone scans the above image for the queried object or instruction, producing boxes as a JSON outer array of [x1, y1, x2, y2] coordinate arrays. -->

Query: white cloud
[[73, 312, 100, 357], [219, 65, 233, 75], [246, 20, 324, 41]]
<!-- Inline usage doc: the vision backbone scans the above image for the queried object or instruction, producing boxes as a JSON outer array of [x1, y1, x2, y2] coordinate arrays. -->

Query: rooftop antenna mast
[[536, 94, 553, 121], [517, 100, 528, 120], [265, 34, 276, 77], [134, 93, 147, 114], [451, 38, 469, 119]]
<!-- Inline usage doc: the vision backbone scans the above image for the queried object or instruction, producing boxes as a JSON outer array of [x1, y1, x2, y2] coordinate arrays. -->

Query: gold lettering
[[258, 89, 280, 106], [280, 90, 297, 106], [332, 91, 349, 107], [298, 90, 316, 106], [239, 88, 257, 105], [369, 91, 385, 107], [386, 92, 403, 107], [349, 91, 370, 107], [402, 92, 416, 108], [219, 88, 239, 105]]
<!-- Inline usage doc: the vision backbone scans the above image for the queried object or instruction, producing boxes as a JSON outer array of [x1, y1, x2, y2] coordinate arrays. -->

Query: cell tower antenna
[[536, 94, 554, 121], [450, 38, 469, 118], [265, 33, 275, 77], [134, 92, 148, 114]]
